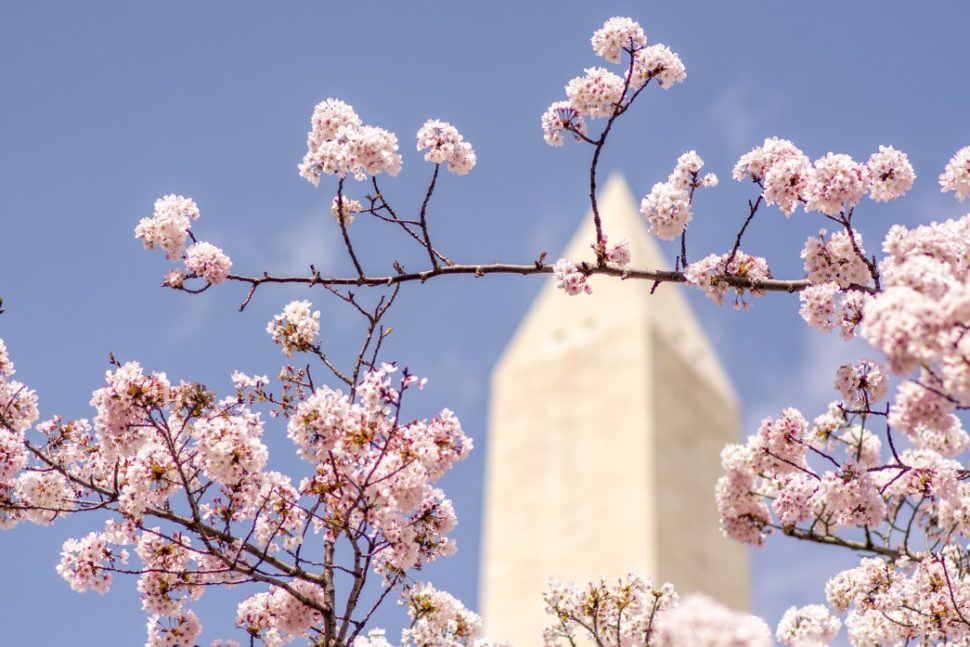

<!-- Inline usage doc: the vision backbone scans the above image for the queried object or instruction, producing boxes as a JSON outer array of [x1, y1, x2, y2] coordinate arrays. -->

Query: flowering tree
[[2, 15, 969, 647]]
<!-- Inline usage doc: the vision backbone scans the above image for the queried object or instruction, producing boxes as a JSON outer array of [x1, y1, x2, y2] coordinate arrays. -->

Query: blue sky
[[1, 2, 969, 644]]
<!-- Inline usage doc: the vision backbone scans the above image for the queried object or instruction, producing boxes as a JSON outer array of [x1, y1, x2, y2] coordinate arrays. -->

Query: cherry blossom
[[331, 196, 362, 225], [804, 153, 870, 216], [653, 594, 772, 646], [542, 572, 678, 646], [834, 360, 888, 408], [606, 238, 631, 266], [629, 44, 686, 90], [540, 101, 588, 147], [416, 120, 477, 175], [552, 258, 591, 295], [565, 67, 625, 118], [591, 17, 646, 63], [866, 145, 915, 202], [685, 251, 771, 308], [266, 300, 321, 356], [939, 145, 970, 201], [801, 228, 871, 289], [299, 99, 402, 184], [184, 241, 232, 285], [135, 194, 200, 260], [775, 604, 841, 646], [640, 151, 715, 240]]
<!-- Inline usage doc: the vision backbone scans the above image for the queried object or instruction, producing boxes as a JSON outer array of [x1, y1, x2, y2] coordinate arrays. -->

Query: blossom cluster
[[135, 194, 232, 287], [551, 258, 591, 296], [862, 213, 970, 389], [542, 573, 775, 646], [135, 194, 200, 260], [331, 195, 362, 226], [541, 18, 684, 146], [800, 228, 871, 289], [397, 583, 507, 647], [798, 282, 870, 338], [639, 151, 717, 240], [0, 341, 70, 530], [266, 300, 321, 356], [416, 119, 477, 175], [0, 325, 475, 646], [733, 138, 914, 216], [684, 250, 771, 309], [718, 233, 970, 647], [826, 552, 970, 645], [939, 144, 970, 200], [289, 364, 471, 579], [299, 98, 403, 184]]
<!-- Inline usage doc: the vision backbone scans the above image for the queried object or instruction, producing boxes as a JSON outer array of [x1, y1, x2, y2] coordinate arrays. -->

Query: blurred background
[[1, 2, 968, 644]]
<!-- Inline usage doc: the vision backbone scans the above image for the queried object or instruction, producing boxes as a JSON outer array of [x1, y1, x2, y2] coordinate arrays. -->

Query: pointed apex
[[496, 173, 737, 405], [562, 173, 669, 271]]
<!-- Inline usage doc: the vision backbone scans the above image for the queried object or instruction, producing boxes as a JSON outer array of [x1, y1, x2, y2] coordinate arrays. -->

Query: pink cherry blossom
[[184, 241, 232, 285], [804, 153, 870, 216], [565, 67, 625, 118], [331, 196, 362, 225], [540, 101, 588, 147], [939, 145, 970, 201], [299, 100, 402, 184], [266, 300, 321, 356], [834, 360, 888, 408], [135, 194, 200, 260], [629, 44, 686, 90], [653, 594, 772, 647], [416, 120, 477, 175], [685, 251, 771, 309], [775, 604, 841, 646], [591, 17, 646, 63], [552, 258, 591, 296], [866, 145, 915, 202]]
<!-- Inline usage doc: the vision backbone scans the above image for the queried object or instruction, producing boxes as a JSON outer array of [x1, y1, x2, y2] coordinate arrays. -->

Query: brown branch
[[226, 262, 810, 309], [774, 524, 902, 559]]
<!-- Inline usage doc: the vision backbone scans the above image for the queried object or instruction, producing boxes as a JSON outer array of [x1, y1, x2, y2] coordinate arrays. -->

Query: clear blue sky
[[1, 2, 969, 644]]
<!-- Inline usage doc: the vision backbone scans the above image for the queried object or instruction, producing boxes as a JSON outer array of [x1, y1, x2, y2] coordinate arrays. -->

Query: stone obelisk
[[479, 175, 748, 644]]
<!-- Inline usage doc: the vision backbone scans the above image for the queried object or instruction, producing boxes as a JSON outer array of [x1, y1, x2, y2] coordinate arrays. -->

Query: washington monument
[[479, 175, 748, 644]]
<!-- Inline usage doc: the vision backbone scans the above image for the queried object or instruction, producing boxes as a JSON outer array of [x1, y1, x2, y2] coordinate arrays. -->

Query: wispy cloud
[[267, 206, 341, 275], [706, 82, 783, 154], [164, 296, 215, 342]]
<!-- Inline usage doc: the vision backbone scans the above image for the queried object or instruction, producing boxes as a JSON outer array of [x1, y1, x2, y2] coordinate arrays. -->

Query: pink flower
[[552, 259, 591, 296], [540, 101, 588, 147], [330, 196, 362, 225], [776, 604, 841, 646], [653, 594, 772, 647], [416, 119, 476, 175], [591, 17, 646, 63], [867, 145, 915, 202], [565, 67, 625, 118], [266, 300, 321, 356], [184, 241, 232, 285], [135, 194, 200, 260], [798, 282, 839, 332], [939, 145, 970, 201], [640, 181, 691, 240], [629, 44, 686, 89], [804, 153, 869, 216], [299, 100, 402, 184], [801, 228, 871, 289], [685, 251, 771, 309], [606, 239, 631, 266], [834, 360, 889, 408]]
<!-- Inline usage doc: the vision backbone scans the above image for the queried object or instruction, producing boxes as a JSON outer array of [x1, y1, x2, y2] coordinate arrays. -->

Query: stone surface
[[479, 175, 749, 644]]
